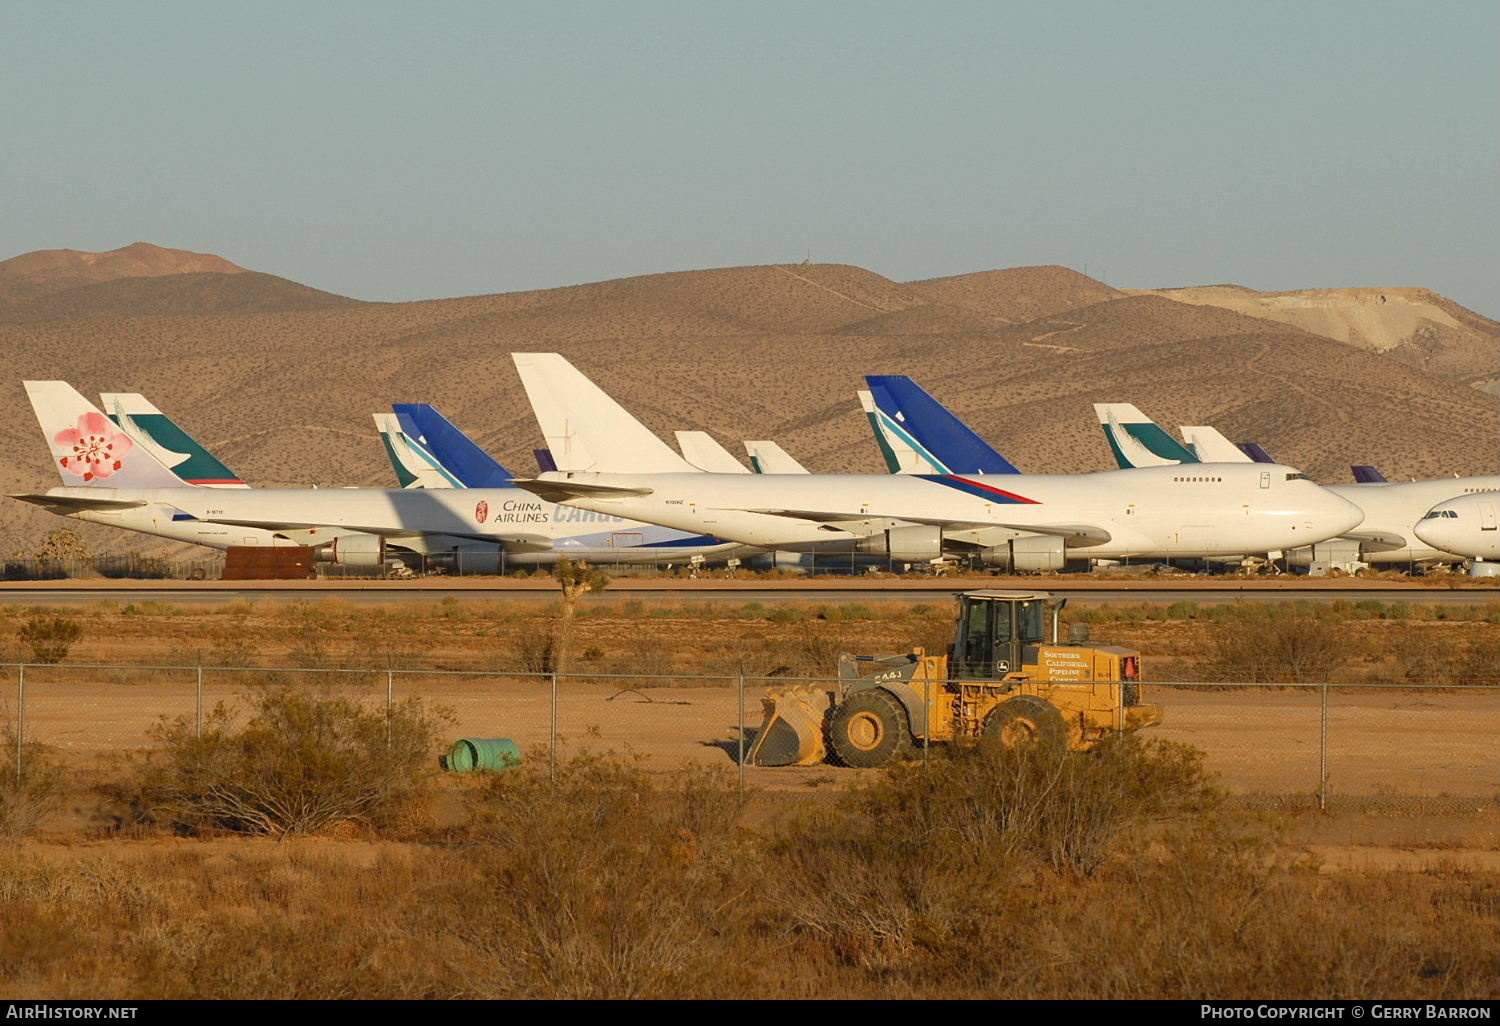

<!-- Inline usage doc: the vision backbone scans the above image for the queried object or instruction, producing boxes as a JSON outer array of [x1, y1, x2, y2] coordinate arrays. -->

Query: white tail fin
[[744, 440, 810, 474], [675, 431, 749, 473], [1179, 425, 1253, 463], [373, 413, 464, 489], [25, 381, 189, 488], [511, 353, 697, 473]]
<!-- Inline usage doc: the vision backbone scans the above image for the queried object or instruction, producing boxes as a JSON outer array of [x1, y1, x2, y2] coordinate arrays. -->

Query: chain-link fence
[[2, 662, 1496, 812]]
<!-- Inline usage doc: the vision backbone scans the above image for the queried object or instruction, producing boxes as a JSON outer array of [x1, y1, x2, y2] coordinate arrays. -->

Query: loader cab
[[951, 590, 1063, 680]]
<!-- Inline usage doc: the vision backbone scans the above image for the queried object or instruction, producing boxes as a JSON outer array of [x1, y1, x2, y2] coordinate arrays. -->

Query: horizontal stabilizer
[[511, 477, 655, 504], [9, 492, 150, 514]]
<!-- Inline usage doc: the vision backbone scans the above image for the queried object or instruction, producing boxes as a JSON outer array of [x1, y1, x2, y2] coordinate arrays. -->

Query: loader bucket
[[746, 685, 836, 766]]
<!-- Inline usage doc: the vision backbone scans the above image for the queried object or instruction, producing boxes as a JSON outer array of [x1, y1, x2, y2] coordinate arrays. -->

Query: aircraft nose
[[1337, 493, 1365, 534]]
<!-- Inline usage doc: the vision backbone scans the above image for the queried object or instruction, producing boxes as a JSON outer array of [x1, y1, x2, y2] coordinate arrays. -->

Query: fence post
[[550, 669, 558, 785], [196, 665, 204, 740], [737, 672, 746, 795], [14, 664, 23, 784], [386, 668, 395, 752], [1318, 681, 1328, 812]]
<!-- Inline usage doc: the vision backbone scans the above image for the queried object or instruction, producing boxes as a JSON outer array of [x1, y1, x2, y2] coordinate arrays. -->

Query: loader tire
[[983, 696, 1067, 750], [827, 689, 914, 769]]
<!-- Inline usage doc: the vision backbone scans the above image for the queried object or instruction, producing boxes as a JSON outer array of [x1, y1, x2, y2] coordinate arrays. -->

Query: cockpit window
[[1422, 509, 1458, 519], [1284, 472, 1312, 481]]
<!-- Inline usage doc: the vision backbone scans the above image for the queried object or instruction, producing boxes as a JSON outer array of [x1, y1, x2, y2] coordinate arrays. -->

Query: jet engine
[[328, 534, 386, 567], [853, 525, 943, 562]]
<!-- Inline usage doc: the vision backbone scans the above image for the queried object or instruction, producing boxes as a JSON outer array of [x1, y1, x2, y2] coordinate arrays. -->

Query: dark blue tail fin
[[864, 375, 1021, 475], [392, 404, 515, 488], [1351, 465, 1388, 483]]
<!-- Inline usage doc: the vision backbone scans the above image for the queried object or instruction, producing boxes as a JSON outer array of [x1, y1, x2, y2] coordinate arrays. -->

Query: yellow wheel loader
[[748, 590, 1162, 768]]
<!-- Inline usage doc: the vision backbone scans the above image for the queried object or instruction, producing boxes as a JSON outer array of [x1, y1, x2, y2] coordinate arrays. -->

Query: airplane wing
[[742, 506, 1113, 546], [9, 492, 151, 514], [1341, 529, 1410, 552], [511, 478, 654, 503]]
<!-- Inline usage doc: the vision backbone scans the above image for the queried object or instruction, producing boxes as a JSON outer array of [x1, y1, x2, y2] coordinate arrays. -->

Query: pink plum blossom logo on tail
[[54, 412, 134, 482]]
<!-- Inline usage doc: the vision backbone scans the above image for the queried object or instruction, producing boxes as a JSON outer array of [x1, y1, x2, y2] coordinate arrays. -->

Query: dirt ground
[[4, 594, 1496, 871]]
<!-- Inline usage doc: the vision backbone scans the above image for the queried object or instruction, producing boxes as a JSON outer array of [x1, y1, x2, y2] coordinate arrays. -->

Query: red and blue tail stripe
[[918, 475, 1040, 504]]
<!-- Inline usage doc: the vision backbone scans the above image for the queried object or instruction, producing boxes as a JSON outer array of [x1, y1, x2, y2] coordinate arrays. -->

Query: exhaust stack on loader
[[748, 590, 1161, 768]]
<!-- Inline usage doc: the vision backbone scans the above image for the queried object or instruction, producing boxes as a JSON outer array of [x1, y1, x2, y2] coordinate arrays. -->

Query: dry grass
[[0, 741, 1494, 999]]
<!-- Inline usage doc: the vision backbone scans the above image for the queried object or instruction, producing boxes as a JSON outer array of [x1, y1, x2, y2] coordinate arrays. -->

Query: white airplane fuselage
[[518, 463, 1365, 559], [25, 485, 749, 565], [1412, 490, 1500, 561], [1291, 477, 1500, 566]]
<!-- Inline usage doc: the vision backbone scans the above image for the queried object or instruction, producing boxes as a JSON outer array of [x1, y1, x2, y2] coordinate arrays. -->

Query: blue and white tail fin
[[675, 431, 749, 473], [863, 375, 1021, 475], [744, 440, 809, 474], [1094, 403, 1199, 469], [25, 381, 190, 489], [511, 354, 698, 474], [1351, 465, 1388, 484], [391, 404, 514, 488], [1179, 425, 1253, 464], [374, 413, 464, 489], [100, 392, 249, 487], [860, 390, 944, 474]]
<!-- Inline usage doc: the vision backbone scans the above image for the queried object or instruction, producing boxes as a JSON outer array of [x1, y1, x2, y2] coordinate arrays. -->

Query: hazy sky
[[3, 1, 1496, 314]]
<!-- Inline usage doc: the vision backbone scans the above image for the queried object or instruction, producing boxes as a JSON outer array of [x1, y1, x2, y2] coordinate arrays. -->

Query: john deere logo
[[475, 500, 489, 524]]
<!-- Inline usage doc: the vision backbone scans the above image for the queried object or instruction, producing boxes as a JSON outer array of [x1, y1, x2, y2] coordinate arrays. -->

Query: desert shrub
[[1205, 616, 1353, 682], [514, 628, 556, 676], [17, 616, 81, 664], [1453, 634, 1500, 687], [128, 685, 442, 837], [763, 735, 1218, 972], [450, 753, 760, 999], [0, 723, 66, 841], [1383, 629, 1452, 685], [872, 733, 1216, 876]]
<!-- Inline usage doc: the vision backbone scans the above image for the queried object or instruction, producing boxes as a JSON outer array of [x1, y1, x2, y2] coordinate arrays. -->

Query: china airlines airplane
[[12, 382, 752, 569]]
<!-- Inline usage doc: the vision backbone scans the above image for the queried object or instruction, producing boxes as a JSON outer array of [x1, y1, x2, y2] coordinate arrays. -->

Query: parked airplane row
[[11, 364, 1496, 574]]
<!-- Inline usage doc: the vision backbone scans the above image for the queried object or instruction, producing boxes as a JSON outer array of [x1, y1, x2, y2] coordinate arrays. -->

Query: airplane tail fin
[[864, 375, 1021, 475], [744, 440, 810, 474], [534, 448, 558, 473], [1179, 425, 1253, 464], [1093, 403, 1199, 469], [511, 354, 698, 474], [1351, 465, 1388, 484], [1238, 442, 1277, 464], [25, 381, 189, 489], [675, 431, 749, 473], [392, 404, 514, 488], [100, 392, 249, 487], [374, 413, 464, 489]]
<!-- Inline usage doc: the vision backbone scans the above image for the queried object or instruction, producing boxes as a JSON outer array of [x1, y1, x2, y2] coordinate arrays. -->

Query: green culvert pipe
[[444, 738, 522, 772]]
